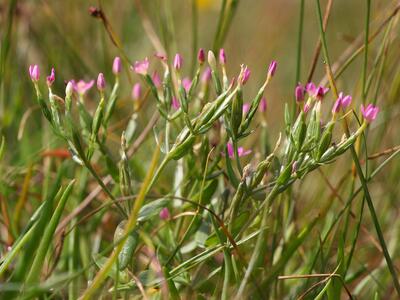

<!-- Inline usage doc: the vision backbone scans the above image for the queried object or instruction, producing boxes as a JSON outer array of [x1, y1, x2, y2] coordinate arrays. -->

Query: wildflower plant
[[2, 1, 400, 299], [22, 45, 380, 298]]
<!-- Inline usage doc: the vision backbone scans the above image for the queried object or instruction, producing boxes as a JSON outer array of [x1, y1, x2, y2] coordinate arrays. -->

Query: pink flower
[[152, 71, 161, 88], [227, 142, 251, 158], [97, 73, 106, 91], [71, 79, 95, 95], [201, 67, 212, 83], [268, 60, 277, 77], [132, 83, 141, 101], [332, 97, 342, 114], [259, 97, 267, 112], [361, 104, 379, 122], [219, 48, 226, 65], [112, 56, 122, 75], [182, 77, 192, 93], [159, 207, 170, 220], [173, 53, 183, 70], [242, 103, 250, 115], [295, 84, 305, 103], [306, 82, 316, 95], [29, 65, 40, 82], [240, 65, 251, 85], [132, 58, 149, 75], [46, 68, 55, 87], [315, 86, 329, 101], [171, 96, 180, 110], [341, 93, 352, 108], [198, 48, 205, 64]]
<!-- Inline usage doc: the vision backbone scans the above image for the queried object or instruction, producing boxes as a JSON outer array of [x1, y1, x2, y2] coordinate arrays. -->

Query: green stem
[[293, 0, 305, 121]]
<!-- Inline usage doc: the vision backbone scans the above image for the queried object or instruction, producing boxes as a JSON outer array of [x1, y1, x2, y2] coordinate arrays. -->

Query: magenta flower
[[182, 77, 192, 93], [332, 97, 342, 114], [159, 207, 170, 220], [240, 66, 251, 85], [171, 96, 180, 110], [219, 48, 226, 65], [71, 79, 95, 95], [29, 65, 40, 82], [112, 56, 122, 75], [340, 93, 352, 108], [132, 58, 149, 75], [295, 84, 305, 103], [306, 82, 316, 95], [315, 86, 329, 101], [46, 68, 55, 87], [227, 142, 251, 158], [198, 48, 205, 64], [268, 60, 277, 77], [259, 97, 267, 112], [173, 53, 183, 70], [152, 71, 161, 88], [132, 83, 141, 101], [361, 104, 379, 122], [97, 73, 106, 91], [243, 103, 250, 115], [201, 67, 212, 83]]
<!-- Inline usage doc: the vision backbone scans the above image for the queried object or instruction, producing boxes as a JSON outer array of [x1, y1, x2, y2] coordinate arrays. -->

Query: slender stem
[[293, 0, 305, 121], [191, 0, 198, 76], [361, 0, 371, 103]]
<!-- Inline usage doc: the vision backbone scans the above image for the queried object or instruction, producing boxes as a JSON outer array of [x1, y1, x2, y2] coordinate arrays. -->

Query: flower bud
[[173, 53, 183, 70], [29, 65, 40, 82], [201, 67, 212, 83], [240, 65, 251, 85], [268, 60, 277, 77], [219, 48, 226, 65], [208, 51, 217, 70], [132, 83, 141, 101], [66, 81, 74, 97], [97, 73, 106, 91], [198, 48, 205, 64], [259, 97, 267, 112], [295, 84, 305, 103], [112, 56, 122, 75], [159, 207, 170, 220], [46, 68, 55, 87]]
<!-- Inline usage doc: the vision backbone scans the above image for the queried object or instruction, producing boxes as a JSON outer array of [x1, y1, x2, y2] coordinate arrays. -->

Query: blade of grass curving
[[24, 180, 75, 284]]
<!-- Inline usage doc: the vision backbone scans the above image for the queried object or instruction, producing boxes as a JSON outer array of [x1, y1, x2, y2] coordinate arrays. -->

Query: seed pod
[[91, 98, 105, 139], [168, 135, 196, 160], [178, 85, 188, 113], [230, 88, 243, 137], [276, 164, 292, 185], [317, 121, 334, 160], [114, 221, 139, 270]]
